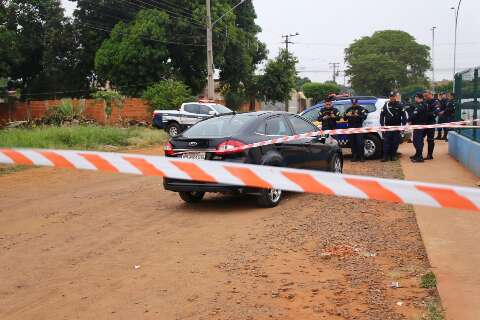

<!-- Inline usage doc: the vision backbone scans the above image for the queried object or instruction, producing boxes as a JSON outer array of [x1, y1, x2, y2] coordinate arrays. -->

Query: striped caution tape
[[215, 119, 479, 154], [1, 148, 479, 212]]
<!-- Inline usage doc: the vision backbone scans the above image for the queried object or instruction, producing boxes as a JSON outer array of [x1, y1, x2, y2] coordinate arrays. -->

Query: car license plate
[[181, 152, 206, 160]]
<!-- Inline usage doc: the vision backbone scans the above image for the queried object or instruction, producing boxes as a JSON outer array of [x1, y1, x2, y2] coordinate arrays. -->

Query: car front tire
[[166, 123, 181, 137], [330, 153, 343, 173], [179, 191, 205, 203]]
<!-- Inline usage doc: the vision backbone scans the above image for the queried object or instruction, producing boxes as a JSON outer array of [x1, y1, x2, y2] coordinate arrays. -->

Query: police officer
[[344, 99, 368, 162], [436, 92, 449, 140], [422, 90, 441, 160], [380, 92, 407, 162], [441, 93, 456, 141], [318, 96, 340, 130], [410, 93, 430, 163]]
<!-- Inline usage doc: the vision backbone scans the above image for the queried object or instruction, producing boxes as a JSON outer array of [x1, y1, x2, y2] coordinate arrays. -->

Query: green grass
[[0, 165, 30, 176], [0, 126, 168, 151], [421, 271, 437, 289], [424, 301, 444, 320]]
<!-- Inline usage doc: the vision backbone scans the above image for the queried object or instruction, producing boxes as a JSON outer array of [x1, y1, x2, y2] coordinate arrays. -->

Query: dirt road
[[1, 155, 438, 320]]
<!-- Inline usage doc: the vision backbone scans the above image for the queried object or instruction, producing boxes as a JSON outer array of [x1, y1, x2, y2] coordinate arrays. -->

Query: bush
[[44, 99, 85, 125], [0, 126, 167, 150], [420, 271, 437, 289], [92, 91, 125, 120], [143, 80, 193, 112], [302, 82, 341, 104]]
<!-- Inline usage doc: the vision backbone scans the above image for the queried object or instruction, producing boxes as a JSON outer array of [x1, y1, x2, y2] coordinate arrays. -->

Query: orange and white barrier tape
[[212, 119, 479, 155], [1, 148, 479, 212]]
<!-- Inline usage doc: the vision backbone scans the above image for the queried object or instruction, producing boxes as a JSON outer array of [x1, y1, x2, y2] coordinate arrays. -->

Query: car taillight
[[215, 140, 246, 155], [164, 142, 174, 156]]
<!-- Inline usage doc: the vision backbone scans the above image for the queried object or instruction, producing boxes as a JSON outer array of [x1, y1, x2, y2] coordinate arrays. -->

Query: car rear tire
[[166, 123, 181, 137], [364, 134, 382, 160], [179, 191, 205, 203], [256, 188, 283, 208], [329, 153, 343, 173]]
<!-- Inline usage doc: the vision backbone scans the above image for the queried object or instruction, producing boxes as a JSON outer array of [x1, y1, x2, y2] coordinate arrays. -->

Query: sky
[[61, 0, 479, 83]]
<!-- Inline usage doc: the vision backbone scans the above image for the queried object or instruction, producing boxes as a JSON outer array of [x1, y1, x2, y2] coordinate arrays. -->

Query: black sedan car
[[163, 111, 343, 207]]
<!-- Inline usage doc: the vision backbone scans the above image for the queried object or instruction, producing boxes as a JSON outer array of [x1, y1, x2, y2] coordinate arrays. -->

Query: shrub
[[420, 271, 437, 289], [143, 80, 193, 112], [302, 82, 341, 104], [44, 99, 85, 125], [93, 91, 125, 120], [224, 90, 247, 110]]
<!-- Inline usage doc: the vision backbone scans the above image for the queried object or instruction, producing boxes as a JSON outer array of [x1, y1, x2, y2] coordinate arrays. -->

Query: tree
[[302, 82, 341, 104], [296, 77, 311, 91], [95, 10, 172, 96], [142, 80, 192, 112], [258, 49, 298, 104], [1, 0, 82, 97], [345, 30, 431, 96]]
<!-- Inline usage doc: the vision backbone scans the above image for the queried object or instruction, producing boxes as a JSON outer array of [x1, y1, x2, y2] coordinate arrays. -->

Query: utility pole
[[206, 0, 214, 100], [281, 33, 299, 112], [282, 33, 299, 54], [329, 63, 340, 83], [452, 0, 463, 88], [431, 26, 437, 90]]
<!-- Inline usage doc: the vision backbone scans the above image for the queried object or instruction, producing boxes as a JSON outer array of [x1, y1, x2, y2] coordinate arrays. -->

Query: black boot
[[351, 154, 358, 162], [381, 155, 389, 162], [411, 156, 424, 163], [426, 141, 435, 160], [359, 155, 366, 163], [390, 154, 397, 161]]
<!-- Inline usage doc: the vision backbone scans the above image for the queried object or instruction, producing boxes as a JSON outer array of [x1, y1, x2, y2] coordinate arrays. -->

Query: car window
[[265, 116, 292, 136], [335, 103, 352, 114], [301, 107, 321, 122], [183, 115, 257, 138], [211, 104, 232, 114], [363, 104, 376, 113], [288, 115, 318, 134], [184, 104, 200, 114], [199, 105, 212, 115]]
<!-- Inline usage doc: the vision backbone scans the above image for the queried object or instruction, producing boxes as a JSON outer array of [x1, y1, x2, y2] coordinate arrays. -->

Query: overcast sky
[[61, 0, 479, 83]]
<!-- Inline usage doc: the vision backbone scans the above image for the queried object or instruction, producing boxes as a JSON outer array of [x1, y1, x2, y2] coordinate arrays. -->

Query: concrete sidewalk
[[399, 142, 480, 320]]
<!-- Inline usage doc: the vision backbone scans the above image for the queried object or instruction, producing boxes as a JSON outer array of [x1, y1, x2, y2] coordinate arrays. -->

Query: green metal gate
[[454, 67, 479, 142]]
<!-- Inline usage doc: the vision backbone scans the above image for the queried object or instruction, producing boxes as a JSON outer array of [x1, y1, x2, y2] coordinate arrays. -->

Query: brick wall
[[0, 98, 261, 126], [0, 98, 152, 125]]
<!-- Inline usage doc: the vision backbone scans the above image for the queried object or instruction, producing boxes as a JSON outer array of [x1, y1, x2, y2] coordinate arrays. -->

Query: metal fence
[[455, 67, 479, 142]]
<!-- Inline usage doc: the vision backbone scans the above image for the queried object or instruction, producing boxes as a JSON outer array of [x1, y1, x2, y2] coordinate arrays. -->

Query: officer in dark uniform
[[318, 96, 340, 131], [410, 93, 430, 162], [423, 90, 441, 160], [441, 92, 456, 141], [436, 93, 449, 140], [380, 92, 407, 162], [344, 99, 368, 162]]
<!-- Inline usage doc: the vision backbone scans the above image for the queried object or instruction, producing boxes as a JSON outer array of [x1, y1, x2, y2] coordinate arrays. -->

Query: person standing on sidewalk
[[441, 93, 457, 141], [318, 96, 340, 131], [410, 93, 430, 163], [344, 99, 368, 162], [436, 92, 449, 140], [423, 90, 441, 160], [380, 92, 407, 162]]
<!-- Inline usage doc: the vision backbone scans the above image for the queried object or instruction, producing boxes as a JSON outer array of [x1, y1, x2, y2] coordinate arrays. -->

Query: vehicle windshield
[[182, 115, 255, 138], [211, 104, 233, 114]]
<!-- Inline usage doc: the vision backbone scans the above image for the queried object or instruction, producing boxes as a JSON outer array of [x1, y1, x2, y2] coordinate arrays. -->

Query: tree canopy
[[302, 82, 341, 104], [345, 30, 431, 96], [258, 49, 298, 103]]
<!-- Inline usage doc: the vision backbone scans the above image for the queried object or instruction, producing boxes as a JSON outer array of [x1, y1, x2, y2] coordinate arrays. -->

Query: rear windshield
[[182, 115, 255, 138], [211, 104, 232, 114]]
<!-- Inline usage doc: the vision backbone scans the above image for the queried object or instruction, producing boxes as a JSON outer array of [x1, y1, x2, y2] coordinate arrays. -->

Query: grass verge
[[0, 126, 168, 151], [421, 271, 437, 289]]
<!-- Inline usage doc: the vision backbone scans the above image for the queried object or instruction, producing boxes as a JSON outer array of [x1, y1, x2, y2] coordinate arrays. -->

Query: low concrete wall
[[448, 132, 480, 177]]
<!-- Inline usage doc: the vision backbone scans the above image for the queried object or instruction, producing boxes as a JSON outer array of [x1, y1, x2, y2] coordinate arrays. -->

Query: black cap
[[415, 93, 424, 99], [389, 91, 397, 97], [325, 96, 334, 102]]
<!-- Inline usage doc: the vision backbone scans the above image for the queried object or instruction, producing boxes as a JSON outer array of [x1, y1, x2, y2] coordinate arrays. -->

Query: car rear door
[[287, 115, 331, 170], [262, 115, 310, 169]]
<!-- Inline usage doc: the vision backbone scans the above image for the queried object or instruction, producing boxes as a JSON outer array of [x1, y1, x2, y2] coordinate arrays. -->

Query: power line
[[329, 62, 340, 82], [83, 23, 206, 47]]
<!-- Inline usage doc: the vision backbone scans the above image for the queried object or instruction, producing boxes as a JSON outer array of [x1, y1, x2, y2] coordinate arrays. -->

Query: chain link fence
[[455, 67, 479, 142]]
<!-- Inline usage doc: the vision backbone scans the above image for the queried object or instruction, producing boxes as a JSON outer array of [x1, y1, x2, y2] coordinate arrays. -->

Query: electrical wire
[[83, 23, 206, 47]]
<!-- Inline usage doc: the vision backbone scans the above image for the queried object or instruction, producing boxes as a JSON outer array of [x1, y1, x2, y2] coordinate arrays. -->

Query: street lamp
[[452, 0, 463, 80]]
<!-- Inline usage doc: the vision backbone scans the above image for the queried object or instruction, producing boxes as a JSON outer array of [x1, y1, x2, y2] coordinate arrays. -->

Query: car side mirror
[[208, 110, 216, 116]]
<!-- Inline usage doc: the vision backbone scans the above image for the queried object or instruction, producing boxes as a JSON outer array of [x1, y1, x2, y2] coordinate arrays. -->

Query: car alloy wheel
[[169, 126, 179, 137], [268, 189, 282, 203], [364, 139, 376, 158]]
